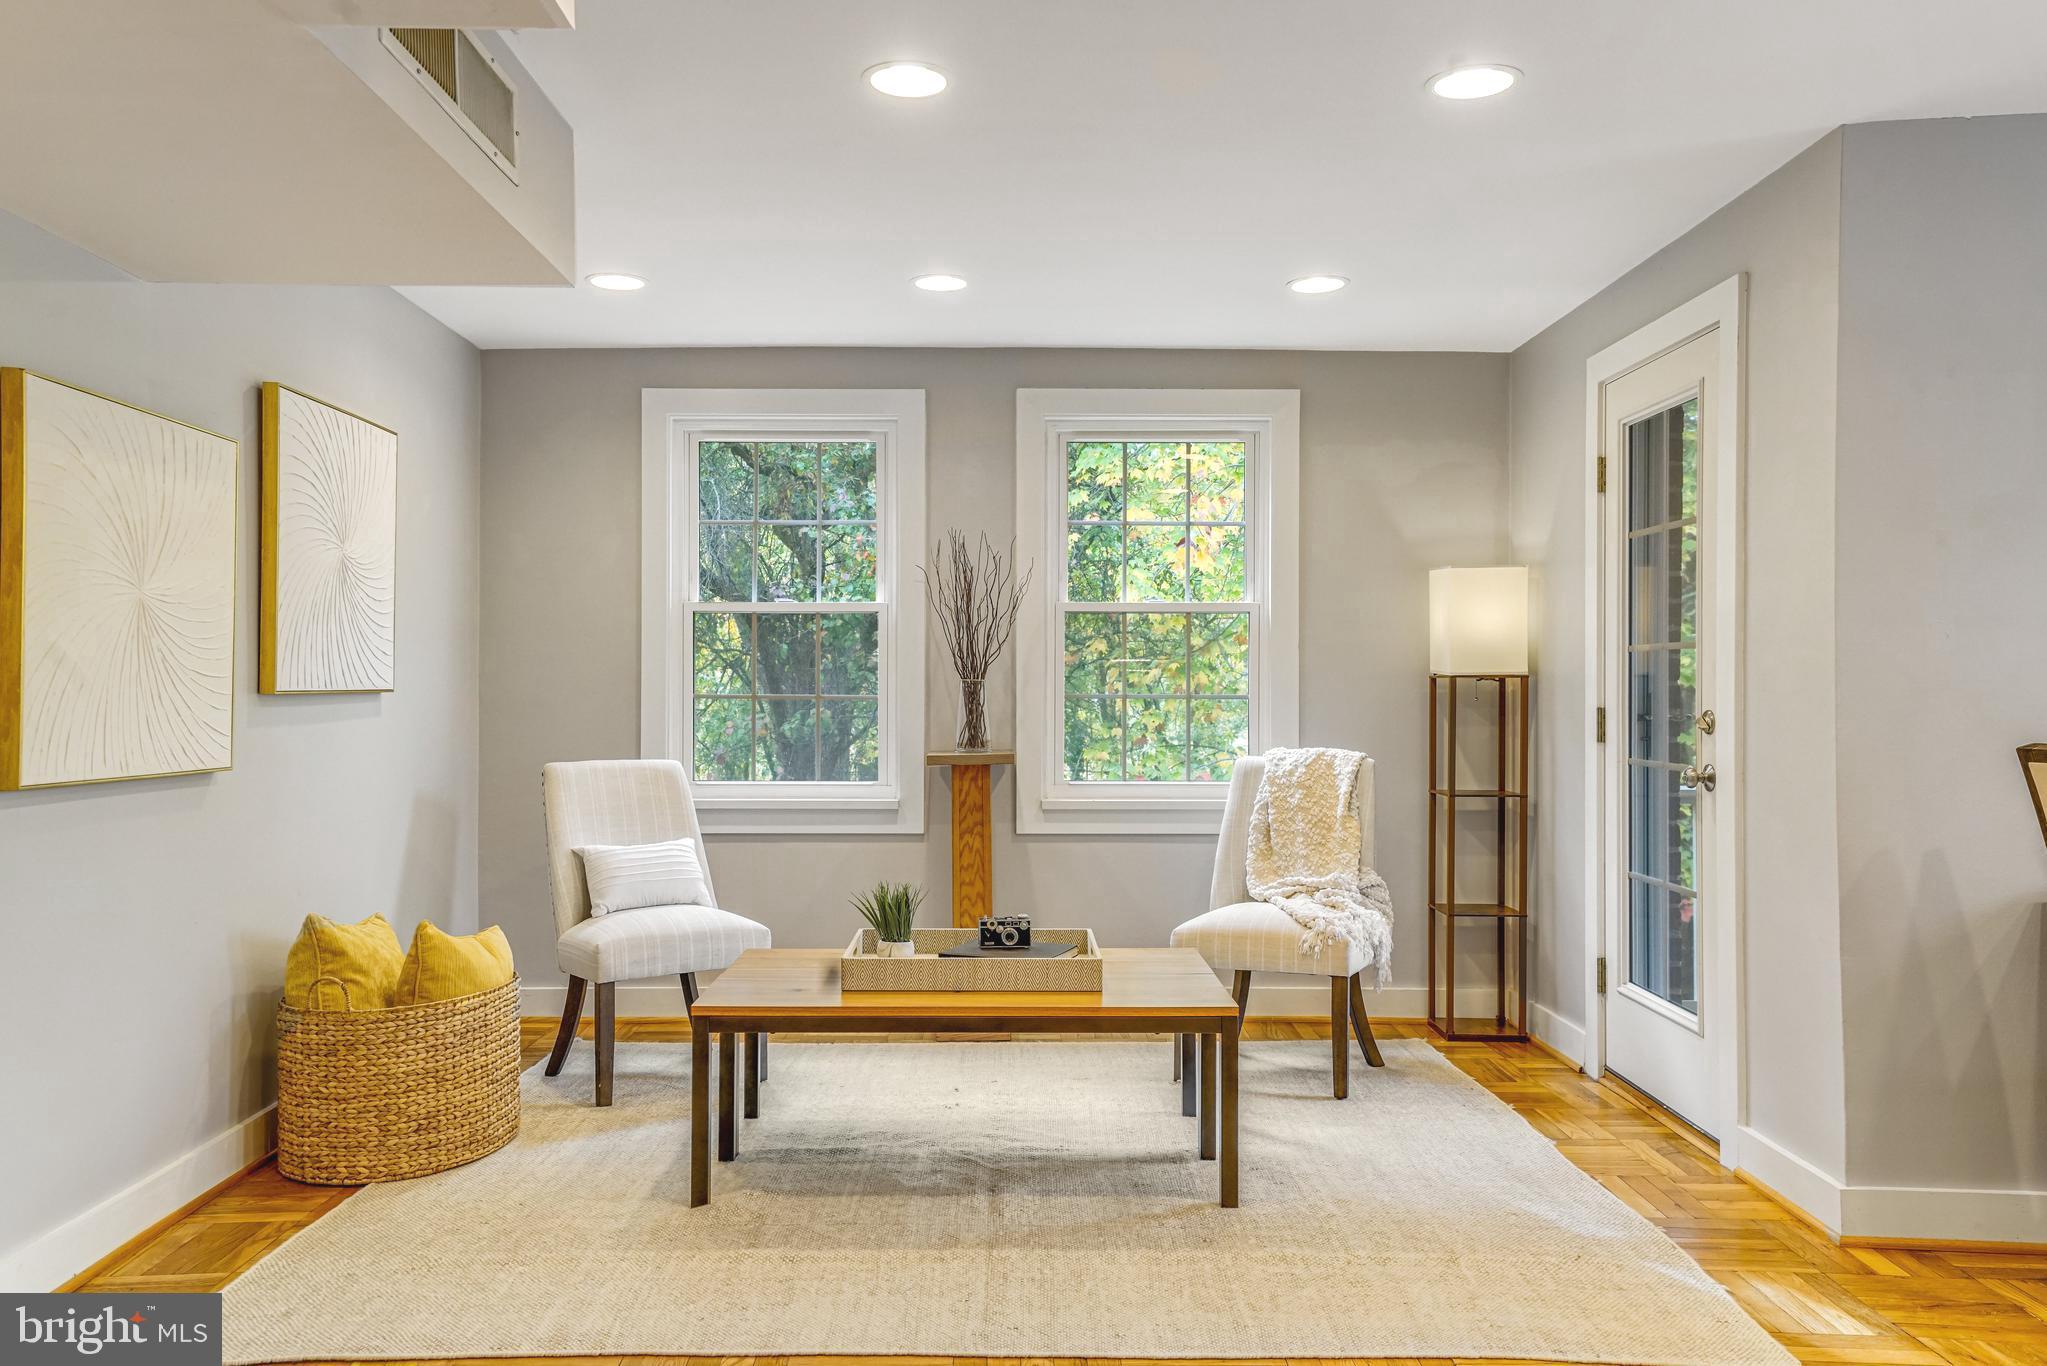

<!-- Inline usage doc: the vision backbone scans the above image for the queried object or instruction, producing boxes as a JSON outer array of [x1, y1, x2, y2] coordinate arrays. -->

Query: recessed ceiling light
[[865, 61, 948, 98], [586, 272, 646, 291], [912, 273, 968, 292], [1287, 275, 1349, 295], [1427, 64, 1520, 100]]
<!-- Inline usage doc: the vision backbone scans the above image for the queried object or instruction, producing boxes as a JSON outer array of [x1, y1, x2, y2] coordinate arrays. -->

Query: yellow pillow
[[393, 922, 516, 1005], [284, 913, 404, 1011]]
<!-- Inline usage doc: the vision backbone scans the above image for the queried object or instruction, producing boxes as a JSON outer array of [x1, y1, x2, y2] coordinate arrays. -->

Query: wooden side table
[[926, 750, 1014, 927]]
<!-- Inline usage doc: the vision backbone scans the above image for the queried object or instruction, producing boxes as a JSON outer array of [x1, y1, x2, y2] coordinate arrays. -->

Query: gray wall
[[1834, 115, 2047, 1195], [481, 348, 1508, 1009], [1506, 133, 1849, 1177], [0, 217, 482, 1273]]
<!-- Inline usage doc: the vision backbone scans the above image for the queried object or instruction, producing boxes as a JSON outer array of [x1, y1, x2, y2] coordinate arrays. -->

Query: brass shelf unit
[[1427, 673, 1530, 1042]]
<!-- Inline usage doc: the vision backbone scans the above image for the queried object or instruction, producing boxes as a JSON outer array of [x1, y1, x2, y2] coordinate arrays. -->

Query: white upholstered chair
[[541, 759, 771, 1105], [1169, 753, 1386, 1100]]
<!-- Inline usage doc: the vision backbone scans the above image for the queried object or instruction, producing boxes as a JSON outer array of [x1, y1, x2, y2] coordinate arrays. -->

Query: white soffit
[[399, 0, 2047, 350], [0, 0, 575, 285], [271, 1, 574, 29]]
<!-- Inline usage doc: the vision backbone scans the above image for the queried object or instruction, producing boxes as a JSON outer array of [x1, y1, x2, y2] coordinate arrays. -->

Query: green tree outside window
[[1061, 440, 1250, 783], [691, 440, 881, 782]]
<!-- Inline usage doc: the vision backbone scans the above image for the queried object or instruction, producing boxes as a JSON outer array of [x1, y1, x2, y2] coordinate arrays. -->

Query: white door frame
[[1580, 273, 1747, 1166]]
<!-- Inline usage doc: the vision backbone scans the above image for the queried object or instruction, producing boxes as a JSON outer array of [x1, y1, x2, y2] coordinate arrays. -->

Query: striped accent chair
[[541, 759, 771, 1105], [1169, 753, 1386, 1100]]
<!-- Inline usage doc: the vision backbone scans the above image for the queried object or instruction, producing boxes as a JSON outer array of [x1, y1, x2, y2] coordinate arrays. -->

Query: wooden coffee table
[[687, 946, 1244, 1207]]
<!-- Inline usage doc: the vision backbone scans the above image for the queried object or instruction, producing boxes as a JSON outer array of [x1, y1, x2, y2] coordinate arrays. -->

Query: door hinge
[[1596, 706, 1607, 743], [1597, 956, 1608, 995], [1596, 454, 1608, 494]]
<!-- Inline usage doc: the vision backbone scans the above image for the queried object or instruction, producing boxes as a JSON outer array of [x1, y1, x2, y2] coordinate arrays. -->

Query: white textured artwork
[[2, 370, 238, 789], [262, 385, 397, 693]]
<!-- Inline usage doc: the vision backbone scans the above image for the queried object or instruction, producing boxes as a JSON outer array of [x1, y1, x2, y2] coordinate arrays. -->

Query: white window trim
[[640, 388, 927, 834], [1013, 389, 1300, 836]]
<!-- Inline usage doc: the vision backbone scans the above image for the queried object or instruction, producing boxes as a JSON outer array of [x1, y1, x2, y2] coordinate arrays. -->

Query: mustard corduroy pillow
[[393, 922, 516, 1005], [284, 913, 405, 1011]]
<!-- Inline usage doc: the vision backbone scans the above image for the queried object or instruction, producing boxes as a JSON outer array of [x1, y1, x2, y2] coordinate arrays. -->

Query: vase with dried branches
[[921, 530, 1034, 751]]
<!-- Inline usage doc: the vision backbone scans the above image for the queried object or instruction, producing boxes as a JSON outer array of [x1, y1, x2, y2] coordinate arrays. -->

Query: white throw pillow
[[575, 838, 711, 916]]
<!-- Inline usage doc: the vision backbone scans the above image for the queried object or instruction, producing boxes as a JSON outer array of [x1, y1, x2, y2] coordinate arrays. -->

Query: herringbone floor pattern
[[71, 1019, 2047, 1366]]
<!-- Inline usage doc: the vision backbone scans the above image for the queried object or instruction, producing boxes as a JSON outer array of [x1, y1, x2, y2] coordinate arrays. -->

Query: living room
[[2, 4, 2045, 1365]]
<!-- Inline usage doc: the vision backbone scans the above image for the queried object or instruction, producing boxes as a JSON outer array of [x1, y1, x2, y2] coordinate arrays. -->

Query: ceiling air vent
[[382, 27, 519, 184]]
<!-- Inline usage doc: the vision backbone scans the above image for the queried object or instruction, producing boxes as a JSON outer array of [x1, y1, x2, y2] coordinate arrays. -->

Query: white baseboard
[[0, 1106, 276, 1292], [1528, 1002, 1587, 1065], [1732, 1126, 2047, 1243], [1735, 1125, 1845, 1236], [1841, 1182, 2047, 1244], [521, 979, 1503, 1023]]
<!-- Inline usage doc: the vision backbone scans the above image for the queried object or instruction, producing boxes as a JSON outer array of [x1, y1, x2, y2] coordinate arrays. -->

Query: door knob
[[1681, 763, 1717, 792], [1696, 709, 1716, 735]]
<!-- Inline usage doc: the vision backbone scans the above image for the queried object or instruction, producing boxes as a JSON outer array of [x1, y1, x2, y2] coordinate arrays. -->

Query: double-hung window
[[1014, 390, 1299, 835], [641, 389, 927, 834]]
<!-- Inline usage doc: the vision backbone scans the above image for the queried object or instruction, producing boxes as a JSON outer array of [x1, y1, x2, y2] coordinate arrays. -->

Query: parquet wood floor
[[72, 1019, 2047, 1366]]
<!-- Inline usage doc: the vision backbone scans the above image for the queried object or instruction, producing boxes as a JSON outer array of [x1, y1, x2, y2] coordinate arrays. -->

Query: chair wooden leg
[[1173, 1032, 1182, 1081], [594, 981, 616, 1107], [755, 1031, 765, 1082], [679, 972, 699, 1014], [544, 975, 586, 1076], [1180, 1032, 1197, 1115], [1349, 972, 1386, 1067], [1330, 975, 1349, 1099], [744, 1031, 761, 1118], [1232, 970, 1251, 1025]]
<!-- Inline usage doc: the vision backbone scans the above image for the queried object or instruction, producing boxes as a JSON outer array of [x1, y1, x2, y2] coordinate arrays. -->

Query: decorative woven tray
[[841, 927, 1103, 992]]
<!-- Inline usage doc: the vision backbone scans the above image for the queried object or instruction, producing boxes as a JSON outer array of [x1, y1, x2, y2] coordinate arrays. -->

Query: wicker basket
[[275, 976, 522, 1184]]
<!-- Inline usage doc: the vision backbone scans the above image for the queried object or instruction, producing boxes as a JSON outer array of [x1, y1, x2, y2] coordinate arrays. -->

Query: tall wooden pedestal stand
[[927, 750, 1015, 927]]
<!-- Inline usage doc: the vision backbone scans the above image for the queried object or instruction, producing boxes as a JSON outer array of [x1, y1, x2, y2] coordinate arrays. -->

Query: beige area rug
[[222, 1040, 1791, 1365]]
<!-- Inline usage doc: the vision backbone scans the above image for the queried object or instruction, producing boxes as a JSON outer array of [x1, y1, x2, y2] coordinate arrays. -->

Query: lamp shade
[[2022, 744, 2047, 850], [1430, 567, 1530, 675]]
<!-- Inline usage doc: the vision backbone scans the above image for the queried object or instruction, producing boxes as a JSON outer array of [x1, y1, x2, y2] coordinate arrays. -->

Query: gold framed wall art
[[260, 383, 397, 694], [0, 368, 238, 789]]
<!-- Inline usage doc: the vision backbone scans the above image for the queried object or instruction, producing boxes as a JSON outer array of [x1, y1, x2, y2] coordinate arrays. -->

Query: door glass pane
[[1628, 525, 1697, 645], [1626, 876, 1697, 1012], [1623, 398, 1701, 1014], [1628, 645, 1696, 768], [1628, 765, 1698, 905]]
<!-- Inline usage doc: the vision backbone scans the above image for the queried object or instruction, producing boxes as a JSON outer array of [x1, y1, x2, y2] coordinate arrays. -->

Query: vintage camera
[[978, 914, 1032, 949]]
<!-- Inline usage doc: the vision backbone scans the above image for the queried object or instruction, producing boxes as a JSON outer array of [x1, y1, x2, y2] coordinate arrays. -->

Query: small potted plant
[[852, 881, 923, 958]]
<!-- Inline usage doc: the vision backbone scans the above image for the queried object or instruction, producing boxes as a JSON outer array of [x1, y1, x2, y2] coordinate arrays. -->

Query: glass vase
[[953, 675, 990, 751]]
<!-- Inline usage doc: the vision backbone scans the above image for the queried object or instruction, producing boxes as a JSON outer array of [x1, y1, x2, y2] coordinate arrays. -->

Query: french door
[[1593, 284, 1741, 1141]]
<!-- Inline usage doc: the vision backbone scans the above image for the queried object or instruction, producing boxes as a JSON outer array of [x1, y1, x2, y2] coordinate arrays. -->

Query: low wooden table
[[688, 946, 1244, 1207]]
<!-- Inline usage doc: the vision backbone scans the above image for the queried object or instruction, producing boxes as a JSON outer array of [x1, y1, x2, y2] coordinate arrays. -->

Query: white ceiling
[[400, 0, 2047, 352]]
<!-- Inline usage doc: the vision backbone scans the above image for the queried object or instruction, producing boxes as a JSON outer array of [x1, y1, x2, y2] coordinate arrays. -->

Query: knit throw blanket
[[1246, 747, 1395, 987]]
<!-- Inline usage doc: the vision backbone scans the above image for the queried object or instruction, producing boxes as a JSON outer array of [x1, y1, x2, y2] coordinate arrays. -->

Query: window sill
[[696, 792, 901, 810], [694, 788, 916, 836], [1022, 790, 1228, 837]]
